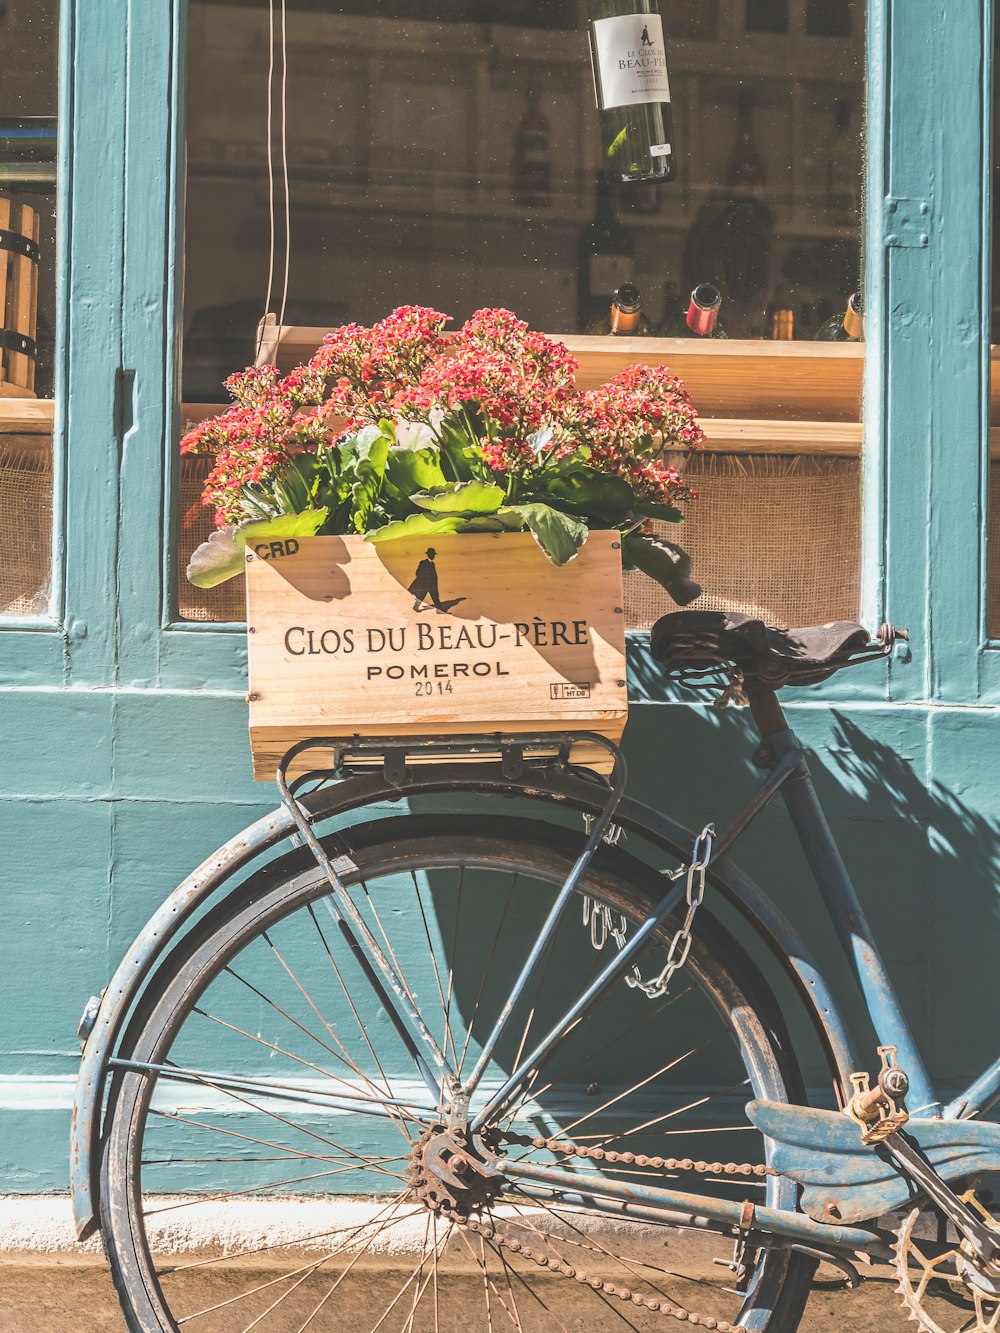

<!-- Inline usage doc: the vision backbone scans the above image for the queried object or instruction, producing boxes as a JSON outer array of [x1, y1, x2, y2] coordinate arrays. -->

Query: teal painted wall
[[3, 0, 1000, 1190]]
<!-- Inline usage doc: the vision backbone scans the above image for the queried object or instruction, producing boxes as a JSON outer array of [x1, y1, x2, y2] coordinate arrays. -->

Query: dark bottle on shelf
[[576, 173, 635, 331], [659, 283, 729, 337], [815, 291, 863, 340], [587, 282, 655, 335], [726, 88, 765, 193], [512, 85, 552, 208], [586, 0, 677, 184]]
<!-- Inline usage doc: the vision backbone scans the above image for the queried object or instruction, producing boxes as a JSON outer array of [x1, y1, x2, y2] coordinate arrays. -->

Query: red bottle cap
[[686, 284, 721, 336]]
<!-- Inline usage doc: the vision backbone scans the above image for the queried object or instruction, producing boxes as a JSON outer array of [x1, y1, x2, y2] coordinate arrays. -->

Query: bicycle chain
[[434, 1130, 773, 1332]]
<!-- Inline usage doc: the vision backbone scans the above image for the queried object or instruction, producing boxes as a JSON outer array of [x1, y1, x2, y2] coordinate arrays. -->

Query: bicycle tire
[[100, 813, 815, 1333]]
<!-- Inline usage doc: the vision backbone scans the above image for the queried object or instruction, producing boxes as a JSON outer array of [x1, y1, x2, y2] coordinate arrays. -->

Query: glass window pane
[[0, 0, 58, 617], [179, 0, 864, 627], [990, 5, 1000, 639]]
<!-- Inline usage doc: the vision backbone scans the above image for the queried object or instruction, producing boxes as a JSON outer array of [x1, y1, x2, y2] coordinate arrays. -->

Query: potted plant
[[181, 307, 706, 774], [182, 305, 704, 599]]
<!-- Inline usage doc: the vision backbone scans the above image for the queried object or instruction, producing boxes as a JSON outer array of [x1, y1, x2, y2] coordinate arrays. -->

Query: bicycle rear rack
[[275, 730, 624, 791]]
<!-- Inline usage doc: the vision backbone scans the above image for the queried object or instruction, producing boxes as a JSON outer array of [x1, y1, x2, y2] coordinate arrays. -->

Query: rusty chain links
[[583, 824, 715, 999], [422, 1127, 770, 1333], [501, 1130, 774, 1179]]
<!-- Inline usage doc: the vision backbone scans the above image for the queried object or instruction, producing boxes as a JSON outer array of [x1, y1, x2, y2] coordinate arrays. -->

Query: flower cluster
[[182, 306, 705, 594]]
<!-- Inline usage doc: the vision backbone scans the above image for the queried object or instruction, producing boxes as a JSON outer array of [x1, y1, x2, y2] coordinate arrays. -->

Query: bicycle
[[70, 608, 1000, 1333]]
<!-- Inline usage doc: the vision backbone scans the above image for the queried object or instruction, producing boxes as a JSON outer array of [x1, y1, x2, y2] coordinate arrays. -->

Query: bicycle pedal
[[847, 1045, 910, 1143]]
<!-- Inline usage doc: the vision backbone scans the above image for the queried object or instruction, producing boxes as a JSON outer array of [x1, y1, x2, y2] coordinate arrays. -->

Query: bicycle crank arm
[[501, 1158, 893, 1258], [883, 1130, 1000, 1265]]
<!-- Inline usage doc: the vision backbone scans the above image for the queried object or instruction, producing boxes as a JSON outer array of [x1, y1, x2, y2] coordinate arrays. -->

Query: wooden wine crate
[[245, 531, 628, 779]]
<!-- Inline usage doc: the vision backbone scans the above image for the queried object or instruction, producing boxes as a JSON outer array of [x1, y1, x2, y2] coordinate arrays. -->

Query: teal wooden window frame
[[0, 0, 129, 688], [10, 0, 998, 711]]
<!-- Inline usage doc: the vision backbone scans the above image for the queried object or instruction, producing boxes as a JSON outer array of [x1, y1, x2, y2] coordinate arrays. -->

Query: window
[[0, 0, 58, 618], [178, 0, 865, 630]]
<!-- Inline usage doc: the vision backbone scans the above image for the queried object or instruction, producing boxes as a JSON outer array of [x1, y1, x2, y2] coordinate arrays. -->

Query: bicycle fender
[[70, 802, 299, 1239], [70, 761, 859, 1240]]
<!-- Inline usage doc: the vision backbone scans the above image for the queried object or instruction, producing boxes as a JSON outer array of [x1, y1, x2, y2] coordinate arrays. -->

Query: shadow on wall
[[621, 696, 1000, 1098]]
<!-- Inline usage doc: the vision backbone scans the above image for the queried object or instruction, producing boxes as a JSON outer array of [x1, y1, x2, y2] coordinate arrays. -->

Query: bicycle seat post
[[744, 679, 793, 748]]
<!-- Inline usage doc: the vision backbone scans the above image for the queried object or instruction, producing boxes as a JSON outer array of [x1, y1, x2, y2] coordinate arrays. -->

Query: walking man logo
[[408, 548, 467, 614], [640, 23, 653, 45]]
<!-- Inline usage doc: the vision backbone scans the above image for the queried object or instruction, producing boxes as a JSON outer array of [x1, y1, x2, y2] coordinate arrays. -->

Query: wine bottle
[[726, 89, 765, 193], [586, 0, 677, 184], [769, 307, 794, 339], [659, 283, 729, 337], [815, 291, 863, 341], [587, 282, 655, 335], [512, 85, 552, 208], [576, 173, 635, 331]]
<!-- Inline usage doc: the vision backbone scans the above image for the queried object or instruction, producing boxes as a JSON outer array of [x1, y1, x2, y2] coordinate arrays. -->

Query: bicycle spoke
[[259, 927, 397, 1102], [220, 967, 402, 1101], [594, 1072, 752, 1149], [116, 1056, 431, 1125], [173, 1194, 411, 1324], [557, 1036, 718, 1140], [442, 864, 465, 1076], [500, 985, 693, 1127], [457, 872, 518, 1080], [308, 902, 396, 1092], [147, 1107, 405, 1175], [410, 869, 458, 1071], [145, 1158, 410, 1218], [365, 1217, 456, 1333], [105, 824, 799, 1333]]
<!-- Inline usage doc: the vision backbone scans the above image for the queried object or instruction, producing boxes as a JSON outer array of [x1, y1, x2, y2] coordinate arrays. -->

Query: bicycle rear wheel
[[100, 813, 814, 1332]]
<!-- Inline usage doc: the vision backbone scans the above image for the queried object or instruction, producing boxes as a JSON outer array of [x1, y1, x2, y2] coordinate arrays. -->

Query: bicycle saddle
[[650, 610, 897, 689]]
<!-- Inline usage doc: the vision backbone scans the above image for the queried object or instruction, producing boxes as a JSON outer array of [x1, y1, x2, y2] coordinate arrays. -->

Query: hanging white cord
[[276, 0, 292, 333], [255, 0, 277, 361]]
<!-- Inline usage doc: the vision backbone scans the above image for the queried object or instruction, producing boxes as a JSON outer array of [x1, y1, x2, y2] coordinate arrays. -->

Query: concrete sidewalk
[[0, 1258, 916, 1331], [0, 1198, 917, 1331]]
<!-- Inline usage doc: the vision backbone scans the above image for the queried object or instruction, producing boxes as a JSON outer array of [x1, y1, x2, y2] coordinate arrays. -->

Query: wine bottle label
[[589, 254, 633, 296], [591, 14, 672, 111]]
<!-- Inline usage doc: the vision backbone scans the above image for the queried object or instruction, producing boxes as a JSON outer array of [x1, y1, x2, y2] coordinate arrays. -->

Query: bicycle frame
[[70, 706, 1000, 1267], [742, 682, 1000, 1124]]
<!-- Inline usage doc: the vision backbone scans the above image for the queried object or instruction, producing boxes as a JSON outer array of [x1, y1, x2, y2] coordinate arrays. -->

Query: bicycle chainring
[[895, 1196, 1000, 1331]]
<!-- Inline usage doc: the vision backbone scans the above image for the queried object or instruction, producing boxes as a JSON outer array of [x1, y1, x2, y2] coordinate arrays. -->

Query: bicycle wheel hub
[[408, 1125, 506, 1215]]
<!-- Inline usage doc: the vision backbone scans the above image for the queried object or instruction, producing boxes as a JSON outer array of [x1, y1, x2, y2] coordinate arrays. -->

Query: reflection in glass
[[179, 0, 865, 628], [745, 0, 788, 35], [182, 0, 865, 399], [0, 1, 57, 618]]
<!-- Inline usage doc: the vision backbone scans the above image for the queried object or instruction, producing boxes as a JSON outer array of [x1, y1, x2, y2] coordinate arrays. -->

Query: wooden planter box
[[245, 531, 628, 778]]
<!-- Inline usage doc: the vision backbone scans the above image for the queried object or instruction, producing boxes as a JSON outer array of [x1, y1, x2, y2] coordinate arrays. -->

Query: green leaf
[[271, 456, 316, 514], [345, 430, 390, 534], [383, 446, 447, 507], [412, 480, 505, 515], [633, 501, 685, 524], [622, 533, 701, 606], [186, 509, 328, 588], [538, 463, 635, 524], [437, 417, 478, 482], [364, 512, 467, 544], [503, 503, 588, 565], [458, 516, 505, 532]]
